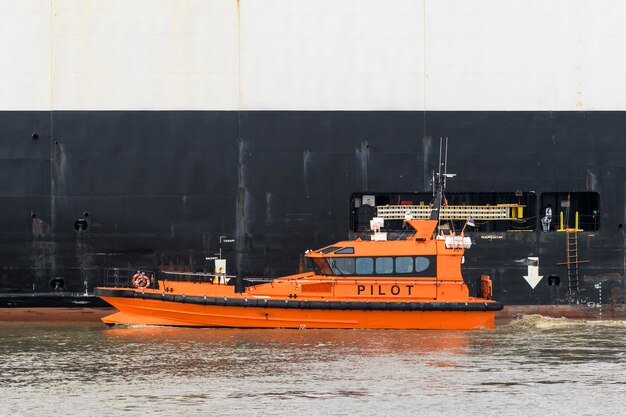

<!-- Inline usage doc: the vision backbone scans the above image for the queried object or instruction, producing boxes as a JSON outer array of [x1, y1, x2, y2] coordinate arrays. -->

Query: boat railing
[[160, 270, 237, 284], [104, 268, 158, 289], [104, 267, 276, 288], [158, 271, 273, 287]]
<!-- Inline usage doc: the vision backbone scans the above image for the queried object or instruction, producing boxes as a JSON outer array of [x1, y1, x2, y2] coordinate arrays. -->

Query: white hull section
[[2, 0, 626, 111]]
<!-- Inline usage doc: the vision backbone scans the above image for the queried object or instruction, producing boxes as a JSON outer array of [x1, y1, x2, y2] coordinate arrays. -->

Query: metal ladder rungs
[[566, 231, 579, 292]]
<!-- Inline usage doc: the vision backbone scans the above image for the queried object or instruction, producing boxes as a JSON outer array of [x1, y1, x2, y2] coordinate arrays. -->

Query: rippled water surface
[[1, 315, 625, 416]]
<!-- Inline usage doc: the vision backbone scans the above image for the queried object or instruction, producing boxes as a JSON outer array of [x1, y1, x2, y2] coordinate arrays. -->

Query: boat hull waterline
[[98, 291, 501, 329]]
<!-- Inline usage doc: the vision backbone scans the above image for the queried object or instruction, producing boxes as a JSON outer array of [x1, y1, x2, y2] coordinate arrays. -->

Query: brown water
[[1, 315, 625, 416]]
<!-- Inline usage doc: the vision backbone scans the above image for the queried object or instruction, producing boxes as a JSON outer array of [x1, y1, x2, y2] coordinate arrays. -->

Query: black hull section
[[1, 111, 625, 310], [95, 288, 504, 312], [0, 293, 110, 308]]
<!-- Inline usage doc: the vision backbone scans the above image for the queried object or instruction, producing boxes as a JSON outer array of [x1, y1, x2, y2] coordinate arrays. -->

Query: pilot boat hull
[[97, 288, 502, 329]]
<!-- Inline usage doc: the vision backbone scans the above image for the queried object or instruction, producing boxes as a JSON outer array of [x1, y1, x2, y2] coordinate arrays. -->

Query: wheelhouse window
[[329, 257, 355, 275], [319, 246, 341, 254], [415, 257, 430, 273], [335, 247, 354, 254], [309, 256, 437, 277], [395, 257, 413, 273], [375, 257, 394, 274], [309, 258, 333, 275], [356, 258, 374, 275]]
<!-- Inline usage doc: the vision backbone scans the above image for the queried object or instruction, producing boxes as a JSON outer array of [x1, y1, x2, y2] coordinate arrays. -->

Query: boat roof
[[307, 219, 440, 257]]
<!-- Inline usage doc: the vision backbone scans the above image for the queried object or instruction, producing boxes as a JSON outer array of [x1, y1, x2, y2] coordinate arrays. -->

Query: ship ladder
[[566, 230, 579, 293]]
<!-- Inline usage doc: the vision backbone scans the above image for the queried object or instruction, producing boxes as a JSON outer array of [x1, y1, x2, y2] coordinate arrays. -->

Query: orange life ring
[[132, 273, 150, 289]]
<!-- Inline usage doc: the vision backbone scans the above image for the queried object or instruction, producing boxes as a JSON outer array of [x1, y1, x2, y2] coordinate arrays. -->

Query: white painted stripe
[[1, 0, 626, 110], [239, 0, 425, 110], [0, 0, 52, 110]]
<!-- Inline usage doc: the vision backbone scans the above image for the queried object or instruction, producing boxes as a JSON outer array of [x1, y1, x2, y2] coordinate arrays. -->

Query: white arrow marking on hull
[[523, 256, 544, 289]]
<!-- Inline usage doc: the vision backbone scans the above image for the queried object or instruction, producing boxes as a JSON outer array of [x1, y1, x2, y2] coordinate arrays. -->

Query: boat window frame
[[334, 247, 355, 254], [328, 257, 356, 275], [319, 246, 341, 254], [395, 256, 414, 273], [309, 258, 333, 275], [415, 257, 431, 273], [375, 257, 394, 274], [314, 256, 437, 277], [355, 257, 374, 275]]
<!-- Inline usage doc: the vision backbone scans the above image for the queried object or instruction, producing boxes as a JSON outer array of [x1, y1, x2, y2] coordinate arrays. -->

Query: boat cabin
[[305, 219, 471, 283]]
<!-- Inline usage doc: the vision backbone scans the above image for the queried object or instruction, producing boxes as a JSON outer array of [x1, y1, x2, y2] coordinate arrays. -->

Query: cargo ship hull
[[2, 110, 625, 316]]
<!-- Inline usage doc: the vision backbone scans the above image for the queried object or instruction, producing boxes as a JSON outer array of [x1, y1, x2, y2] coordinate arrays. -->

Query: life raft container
[[479, 274, 493, 300]]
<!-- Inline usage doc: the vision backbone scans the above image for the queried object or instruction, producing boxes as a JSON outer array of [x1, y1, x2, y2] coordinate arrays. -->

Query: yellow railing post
[[575, 211, 583, 231], [557, 211, 565, 231]]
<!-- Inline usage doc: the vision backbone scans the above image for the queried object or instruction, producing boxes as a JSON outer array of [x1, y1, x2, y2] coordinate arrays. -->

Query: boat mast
[[430, 137, 452, 234]]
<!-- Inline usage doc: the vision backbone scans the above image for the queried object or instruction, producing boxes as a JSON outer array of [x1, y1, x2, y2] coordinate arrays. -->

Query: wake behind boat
[[96, 139, 503, 329]]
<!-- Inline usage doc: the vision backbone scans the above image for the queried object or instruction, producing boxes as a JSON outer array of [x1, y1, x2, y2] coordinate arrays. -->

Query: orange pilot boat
[[96, 142, 503, 329]]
